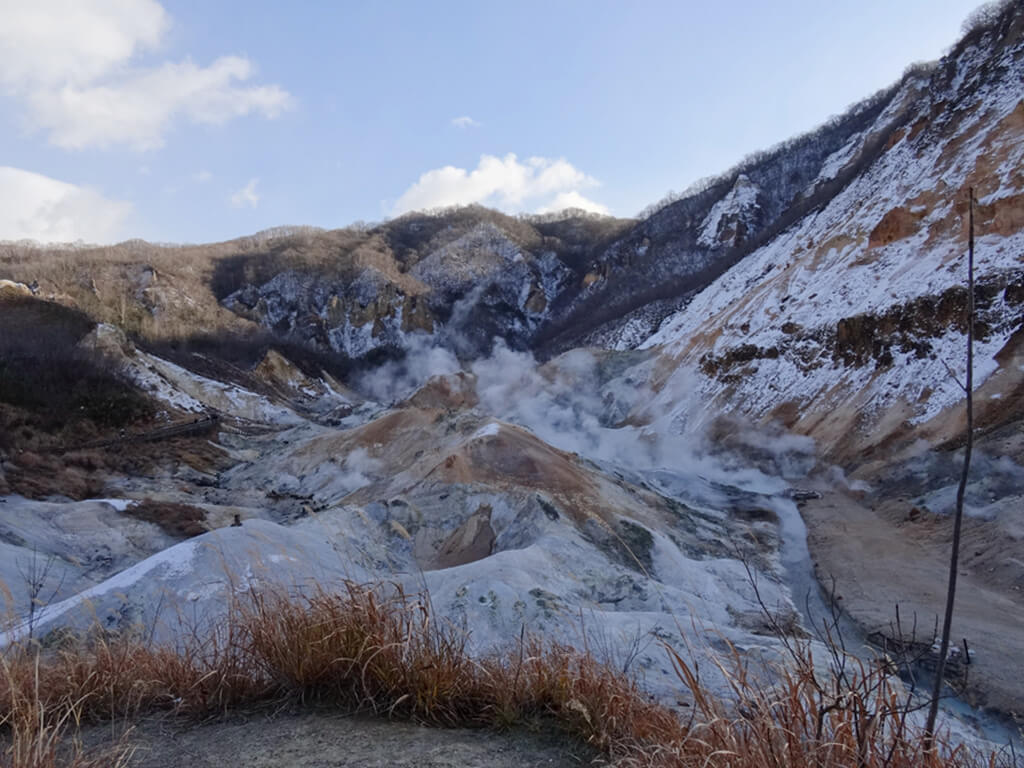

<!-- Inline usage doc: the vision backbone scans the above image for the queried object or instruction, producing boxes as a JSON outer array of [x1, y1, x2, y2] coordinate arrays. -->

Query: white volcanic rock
[[0, 496, 177, 619], [0, 519, 372, 646], [3, 363, 809, 706]]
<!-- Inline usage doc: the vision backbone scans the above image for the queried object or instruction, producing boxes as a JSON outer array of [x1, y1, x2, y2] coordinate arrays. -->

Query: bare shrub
[[123, 500, 208, 539]]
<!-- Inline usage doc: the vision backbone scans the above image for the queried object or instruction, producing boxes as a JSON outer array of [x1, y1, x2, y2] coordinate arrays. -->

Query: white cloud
[[0, 0, 167, 88], [0, 0, 292, 150], [393, 153, 610, 216], [450, 115, 480, 129], [230, 178, 260, 208], [0, 166, 132, 243], [27, 57, 292, 150], [537, 190, 611, 216], [193, 169, 213, 183]]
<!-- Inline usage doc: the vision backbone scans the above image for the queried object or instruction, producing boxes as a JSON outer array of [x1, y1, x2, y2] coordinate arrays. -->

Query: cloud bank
[[0, 166, 132, 243], [0, 0, 292, 150], [393, 153, 610, 216]]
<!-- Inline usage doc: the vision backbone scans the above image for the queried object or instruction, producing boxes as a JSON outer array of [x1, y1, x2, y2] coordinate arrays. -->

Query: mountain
[[641, 6, 1024, 461], [1, 0, 1022, 747]]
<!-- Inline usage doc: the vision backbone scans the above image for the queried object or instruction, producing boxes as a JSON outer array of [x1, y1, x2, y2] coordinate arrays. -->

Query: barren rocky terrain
[[2, 3, 1024, 763]]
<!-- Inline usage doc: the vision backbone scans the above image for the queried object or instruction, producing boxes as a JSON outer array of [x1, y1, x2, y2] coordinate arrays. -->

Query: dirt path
[[801, 490, 1024, 719], [85, 710, 597, 768]]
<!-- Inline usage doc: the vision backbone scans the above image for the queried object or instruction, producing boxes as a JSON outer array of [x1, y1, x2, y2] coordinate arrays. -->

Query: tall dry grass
[[0, 583, 1015, 767], [0, 653, 134, 768]]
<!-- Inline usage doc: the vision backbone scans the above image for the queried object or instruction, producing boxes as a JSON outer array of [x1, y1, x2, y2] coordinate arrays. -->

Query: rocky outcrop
[[220, 220, 586, 360], [434, 504, 496, 569], [867, 206, 927, 248], [689, 272, 1024, 421], [830, 279, 1019, 367], [0, 279, 35, 297], [697, 174, 764, 249]]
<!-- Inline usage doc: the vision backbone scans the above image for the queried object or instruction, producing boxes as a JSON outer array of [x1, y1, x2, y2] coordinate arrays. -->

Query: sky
[[0, 0, 991, 245]]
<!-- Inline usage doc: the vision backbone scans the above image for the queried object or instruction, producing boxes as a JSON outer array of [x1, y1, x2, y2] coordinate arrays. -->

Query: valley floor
[[802, 490, 1024, 721]]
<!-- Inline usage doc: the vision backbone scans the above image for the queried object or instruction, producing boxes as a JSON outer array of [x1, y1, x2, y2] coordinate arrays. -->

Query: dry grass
[[123, 500, 208, 539], [0, 584, 1015, 767], [0, 654, 134, 768], [645, 642, 1013, 768]]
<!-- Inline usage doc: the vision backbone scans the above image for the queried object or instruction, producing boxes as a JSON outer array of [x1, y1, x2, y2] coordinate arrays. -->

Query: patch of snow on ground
[[136, 352, 302, 424], [815, 131, 865, 183], [91, 498, 136, 512], [472, 422, 501, 439]]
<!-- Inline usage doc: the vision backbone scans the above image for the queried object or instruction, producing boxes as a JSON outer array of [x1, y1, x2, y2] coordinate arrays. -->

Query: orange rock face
[[867, 206, 927, 248]]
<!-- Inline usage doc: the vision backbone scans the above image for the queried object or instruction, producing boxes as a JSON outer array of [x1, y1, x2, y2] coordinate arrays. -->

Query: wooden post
[[925, 188, 975, 746]]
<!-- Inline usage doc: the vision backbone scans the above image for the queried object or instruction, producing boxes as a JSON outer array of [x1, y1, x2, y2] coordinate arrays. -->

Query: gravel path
[[84, 710, 599, 768]]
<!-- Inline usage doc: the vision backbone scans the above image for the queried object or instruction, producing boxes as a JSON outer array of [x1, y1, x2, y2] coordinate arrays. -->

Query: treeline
[[637, 77, 904, 223], [638, 0, 1021, 224]]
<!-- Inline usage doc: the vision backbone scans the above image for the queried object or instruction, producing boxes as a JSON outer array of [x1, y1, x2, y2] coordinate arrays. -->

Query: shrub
[[0, 297, 151, 430], [123, 500, 208, 539]]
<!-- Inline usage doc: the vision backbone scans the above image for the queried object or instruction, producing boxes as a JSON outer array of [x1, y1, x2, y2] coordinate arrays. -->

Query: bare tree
[[924, 188, 976, 745], [16, 548, 65, 641]]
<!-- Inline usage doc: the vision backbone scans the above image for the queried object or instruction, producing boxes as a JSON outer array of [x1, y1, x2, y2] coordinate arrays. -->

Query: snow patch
[[472, 422, 501, 439], [697, 174, 761, 248]]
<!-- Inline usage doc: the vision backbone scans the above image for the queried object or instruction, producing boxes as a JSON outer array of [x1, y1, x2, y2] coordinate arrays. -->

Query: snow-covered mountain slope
[[637, 5, 1024, 465], [588, 10, 1024, 720], [536, 6, 1024, 361]]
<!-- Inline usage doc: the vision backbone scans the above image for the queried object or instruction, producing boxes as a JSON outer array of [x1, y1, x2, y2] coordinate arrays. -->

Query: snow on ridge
[[127, 357, 206, 413], [472, 421, 502, 439], [697, 174, 761, 248], [815, 131, 865, 184]]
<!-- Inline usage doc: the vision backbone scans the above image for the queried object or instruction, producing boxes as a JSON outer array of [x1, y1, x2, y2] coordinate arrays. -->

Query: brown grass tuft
[[124, 500, 208, 539], [0, 584, 1013, 767]]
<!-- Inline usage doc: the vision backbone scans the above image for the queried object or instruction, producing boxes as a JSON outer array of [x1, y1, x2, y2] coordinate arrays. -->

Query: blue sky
[[0, 0, 987, 244]]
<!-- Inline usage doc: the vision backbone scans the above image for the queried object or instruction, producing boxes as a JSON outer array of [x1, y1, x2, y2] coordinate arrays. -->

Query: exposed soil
[[81, 710, 597, 768], [867, 205, 926, 248]]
